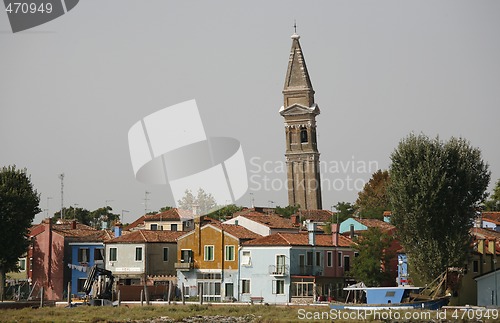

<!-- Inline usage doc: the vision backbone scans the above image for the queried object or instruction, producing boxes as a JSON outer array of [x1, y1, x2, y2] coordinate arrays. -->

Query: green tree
[[55, 206, 91, 224], [0, 166, 40, 299], [177, 188, 217, 215], [484, 179, 500, 211], [355, 170, 390, 219], [206, 204, 244, 221], [388, 134, 490, 282], [275, 205, 300, 218], [334, 202, 356, 224], [351, 227, 394, 287]]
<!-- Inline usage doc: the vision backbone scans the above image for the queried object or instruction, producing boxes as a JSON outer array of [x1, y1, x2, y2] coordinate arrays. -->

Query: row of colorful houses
[[12, 208, 500, 306]]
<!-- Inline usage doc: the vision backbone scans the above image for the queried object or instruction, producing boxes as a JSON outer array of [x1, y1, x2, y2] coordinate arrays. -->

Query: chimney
[[291, 215, 299, 226], [114, 222, 122, 237], [71, 220, 77, 230], [307, 220, 316, 246], [350, 224, 355, 239], [331, 223, 339, 246]]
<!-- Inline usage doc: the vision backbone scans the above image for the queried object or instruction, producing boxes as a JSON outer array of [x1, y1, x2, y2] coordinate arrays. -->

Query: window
[[327, 251, 333, 267], [273, 280, 285, 295], [94, 248, 104, 261], [225, 283, 234, 297], [300, 127, 308, 143], [241, 279, 250, 294], [315, 252, 321, 266], [276, 255, 286, 274], [151, 224, 158, 231], [292, 282, 314, 297], [77, 278, 87, 293], [299, 254, 305, 267], [18, 258, 26, 271], [171, 224, 178, 231], [135, 247, 143, 261], [338, 252, 342, 267], [473, 260, 479, 273], [344, 256, 350, 272], [354, 252, 359, 258], [225, 245, 235, 261], [163, 248, 169, 262], [306, 251, 313, 266], [241, 251, 251, 266], [204, 245, 214, 261], [109, 248, 117, 261], [78, 248, 90, 263], [181, 249, 193, 263]]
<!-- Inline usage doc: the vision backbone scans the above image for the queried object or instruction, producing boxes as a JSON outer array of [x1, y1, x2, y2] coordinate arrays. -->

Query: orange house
[[175, 218, 260, 302]]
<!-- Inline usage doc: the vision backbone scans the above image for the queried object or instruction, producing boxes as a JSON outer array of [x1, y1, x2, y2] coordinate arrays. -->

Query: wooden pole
[[199, 284, 203, 304], [145, 285, 150, 305], [67, 282, 71, 306], [181, 282, 185, 305], [40, 287, 44, 308], [140, 289, 144, 306], [117, 289, 121, 307], [167, 280, 172, 305]]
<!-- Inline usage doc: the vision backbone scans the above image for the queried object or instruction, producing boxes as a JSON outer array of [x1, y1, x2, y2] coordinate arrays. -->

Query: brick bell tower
[[279, 32, 322, 210]]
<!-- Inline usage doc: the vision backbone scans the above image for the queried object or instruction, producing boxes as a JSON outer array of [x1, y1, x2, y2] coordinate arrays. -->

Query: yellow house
[[175, 218, 260, 301]]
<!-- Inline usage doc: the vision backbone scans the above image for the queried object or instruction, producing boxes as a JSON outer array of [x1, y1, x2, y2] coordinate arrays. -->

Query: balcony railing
[[269, 264, 289, 276], [174, 262, 194, 271], [294, 266, 314, 276]]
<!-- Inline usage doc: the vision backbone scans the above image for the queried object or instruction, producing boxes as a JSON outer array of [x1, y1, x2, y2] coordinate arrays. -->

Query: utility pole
[[59, 174, 64, 219]]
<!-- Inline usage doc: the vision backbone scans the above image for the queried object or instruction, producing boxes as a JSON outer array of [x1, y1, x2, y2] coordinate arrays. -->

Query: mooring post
[[140, 289, 144, 306], [40, 287, 44, 308], [118, 289, 121, 307], [181, 282, 185, 305], [67, 282, 71, 306], [168, 280, 172, 305], [199, 284, 203, 305]]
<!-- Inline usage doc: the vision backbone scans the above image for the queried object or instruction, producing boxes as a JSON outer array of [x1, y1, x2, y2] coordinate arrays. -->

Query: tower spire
[[279, 33, 322, 210]]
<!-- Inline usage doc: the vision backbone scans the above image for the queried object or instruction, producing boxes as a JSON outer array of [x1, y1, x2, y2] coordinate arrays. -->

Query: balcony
[[269, 264, 289, 276], [174, 262, 193, 271], [294, 266, 314, 276]]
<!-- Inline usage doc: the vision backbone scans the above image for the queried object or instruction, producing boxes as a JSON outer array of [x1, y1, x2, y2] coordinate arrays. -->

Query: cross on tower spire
[[293, 20, 297, 34]]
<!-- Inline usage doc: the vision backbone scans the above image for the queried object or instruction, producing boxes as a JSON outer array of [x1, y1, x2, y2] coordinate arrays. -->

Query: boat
[[330, 271, 451, 310]]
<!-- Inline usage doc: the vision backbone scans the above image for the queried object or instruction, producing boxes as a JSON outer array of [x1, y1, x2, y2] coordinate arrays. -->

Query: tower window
[[300, 127, 308, 143]]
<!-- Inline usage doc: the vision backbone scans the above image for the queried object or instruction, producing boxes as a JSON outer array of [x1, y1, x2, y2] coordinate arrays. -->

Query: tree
[[177, 188, 217, 215], [387, 134, 490, 282], [355, 170, 390, 219], [206, 204, 244, 221], [334, 202, 356, 224], [275, 205, 300, 218], [0, 166, 40, 299], [351, 227, 394, 287], [484, 179, 500, 211], [54, 206, 120, 228]]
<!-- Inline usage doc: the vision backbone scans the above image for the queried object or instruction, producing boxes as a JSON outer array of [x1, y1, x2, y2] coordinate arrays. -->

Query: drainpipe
[[237, 246, 241, 302]]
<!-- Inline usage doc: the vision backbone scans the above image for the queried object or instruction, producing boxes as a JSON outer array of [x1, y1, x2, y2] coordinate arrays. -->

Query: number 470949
[[5, 2, 53, 14]]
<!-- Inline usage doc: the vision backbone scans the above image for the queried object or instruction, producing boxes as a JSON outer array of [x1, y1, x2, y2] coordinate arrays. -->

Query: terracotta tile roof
[[383, 211, 392, 216], [481, 212, 500, 225], [240, 211, 296, 229], [65, 230, 115, 242], [295, 210, 334, 223], [211, 223, 261, 240], [124, 214, 148, 230], [471, 227, 500, 255], [356, 218, 395, 232], [144, 208, 194, 222], [106, 230, 184, 244], [243, 232, 354, 247]]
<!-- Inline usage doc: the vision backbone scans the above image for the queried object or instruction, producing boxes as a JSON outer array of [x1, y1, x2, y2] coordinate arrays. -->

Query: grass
[[0, 304, 496, 322]]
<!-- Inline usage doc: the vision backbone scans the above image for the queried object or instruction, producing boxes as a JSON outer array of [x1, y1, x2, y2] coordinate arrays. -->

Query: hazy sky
[[1, 1, 499, 224]]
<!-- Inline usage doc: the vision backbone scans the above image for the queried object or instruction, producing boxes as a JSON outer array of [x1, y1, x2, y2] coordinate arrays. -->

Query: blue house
[[239, 223, 356, 304], [68, 230, 114, 298]]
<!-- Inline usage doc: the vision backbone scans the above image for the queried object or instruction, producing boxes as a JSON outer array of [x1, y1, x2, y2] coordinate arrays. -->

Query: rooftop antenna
[[59, 173, 64, 219]]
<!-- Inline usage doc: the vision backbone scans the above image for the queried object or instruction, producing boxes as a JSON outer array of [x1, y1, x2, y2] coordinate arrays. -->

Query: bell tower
[[279, 32, 322, 210]]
